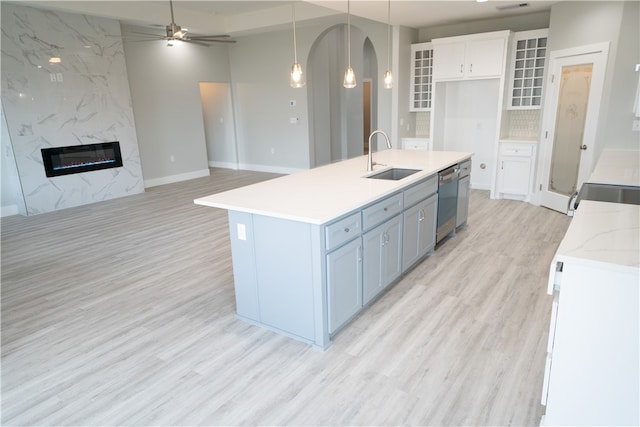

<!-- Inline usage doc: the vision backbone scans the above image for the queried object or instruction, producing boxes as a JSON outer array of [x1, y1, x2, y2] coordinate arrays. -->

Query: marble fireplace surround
[[1, 3, 144, 215]]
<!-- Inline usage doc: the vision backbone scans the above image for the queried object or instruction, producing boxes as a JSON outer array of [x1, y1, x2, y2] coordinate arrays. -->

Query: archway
[[307, 24, 378, 168]]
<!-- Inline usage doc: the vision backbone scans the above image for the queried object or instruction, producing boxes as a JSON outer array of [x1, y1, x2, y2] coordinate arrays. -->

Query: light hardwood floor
[[1, 168, 571, 426]]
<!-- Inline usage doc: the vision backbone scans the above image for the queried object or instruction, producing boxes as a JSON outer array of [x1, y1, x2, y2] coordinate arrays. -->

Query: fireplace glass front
[[41, 142, 123, 177]]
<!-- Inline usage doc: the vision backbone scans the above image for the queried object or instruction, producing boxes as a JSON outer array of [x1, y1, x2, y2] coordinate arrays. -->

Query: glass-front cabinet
[[507, 29, 549, 109], [409, 42, 433, 112]]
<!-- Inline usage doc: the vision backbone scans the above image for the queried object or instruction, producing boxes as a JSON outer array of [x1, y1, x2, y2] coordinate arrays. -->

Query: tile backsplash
[[504, 109, 541, 139], [416, 112, 431, 137]]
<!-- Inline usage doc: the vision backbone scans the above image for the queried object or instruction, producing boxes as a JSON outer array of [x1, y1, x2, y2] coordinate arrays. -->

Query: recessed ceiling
[[12, 0, 557, 35]]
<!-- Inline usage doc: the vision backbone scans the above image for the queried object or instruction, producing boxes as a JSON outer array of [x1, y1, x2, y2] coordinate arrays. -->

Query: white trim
[[144, 169, 210, 188], [1, 205, 19, 217], [236, 163, 305, 175], [208, 160, 239, 170], [535, 42, 610, 211]]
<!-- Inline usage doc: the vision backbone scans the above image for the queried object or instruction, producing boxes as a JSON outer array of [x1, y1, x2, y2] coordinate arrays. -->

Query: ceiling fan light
[[290, 62, 305, 88], [383, 70, 393, 89], [343, 66, 356, 88]]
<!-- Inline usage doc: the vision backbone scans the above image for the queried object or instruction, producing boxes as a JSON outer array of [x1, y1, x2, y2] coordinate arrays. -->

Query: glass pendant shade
[[290, 62, 305, 88], [343, 66, 356, 88], [383, 70, 393, 89]]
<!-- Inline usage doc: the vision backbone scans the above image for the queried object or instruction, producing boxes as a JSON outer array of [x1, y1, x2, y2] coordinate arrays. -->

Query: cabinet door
[[466, 38, 505, 78], [433, 42, 465, 80], [403, 194, 437, 271], [410, 43, 434, 111], [498, 157, 531, 195], [508, 30, 548, 109], [456, 175, 470, 228], [327, 238, 362, 334], [363, 215, 403, 305]]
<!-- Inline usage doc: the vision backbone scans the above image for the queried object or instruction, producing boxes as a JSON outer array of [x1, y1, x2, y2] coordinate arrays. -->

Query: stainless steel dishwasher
[[436, 165, 459, 244]]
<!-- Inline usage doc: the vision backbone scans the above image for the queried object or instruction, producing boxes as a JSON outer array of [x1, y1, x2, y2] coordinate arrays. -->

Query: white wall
[[1, 3, 144, 215], [121, 24, 233, 186], [547, 1, 639, 161]]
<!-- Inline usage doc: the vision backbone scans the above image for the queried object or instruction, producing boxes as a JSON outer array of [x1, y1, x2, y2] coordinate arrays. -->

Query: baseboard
[[208, 161, 238, 170], [237, 163, 305, 175], [1, 204, 19, 217], [144, 169, 210, 188]]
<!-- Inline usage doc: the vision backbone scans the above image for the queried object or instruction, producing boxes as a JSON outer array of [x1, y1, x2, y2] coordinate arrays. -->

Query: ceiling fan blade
[[190, 34, 230, 39], [188, 38, 236, 44], [129, 30, 164, 37]]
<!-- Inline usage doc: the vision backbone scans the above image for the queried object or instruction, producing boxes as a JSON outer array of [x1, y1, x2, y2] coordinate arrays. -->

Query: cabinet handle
[[357, 245, 362, 262], [344, 227, 350, 233], [418, 209, 425, 222], [501, 161, 504, 170], [469, 63, 473, 73], [460, 64, 464, 73], [384, 207, 388, 212]]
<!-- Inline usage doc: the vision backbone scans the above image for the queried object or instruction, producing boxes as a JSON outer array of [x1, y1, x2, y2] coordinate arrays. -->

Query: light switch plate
[[237, 223, 246, 241]]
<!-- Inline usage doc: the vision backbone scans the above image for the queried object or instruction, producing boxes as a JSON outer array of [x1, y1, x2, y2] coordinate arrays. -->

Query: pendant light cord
[[386, 0, 391, 70], [347, 0, 351, 68], [292, 1, 298, 63]]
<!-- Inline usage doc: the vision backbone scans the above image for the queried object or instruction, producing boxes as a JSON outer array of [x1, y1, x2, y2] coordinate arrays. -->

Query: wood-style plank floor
[[1, 168, 571, 426]]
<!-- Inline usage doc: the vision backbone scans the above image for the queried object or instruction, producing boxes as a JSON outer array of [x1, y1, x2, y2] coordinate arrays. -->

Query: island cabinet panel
[[227, 211, 326, 347], [542, 262, 639, 426], [327, 238, 362, 334], [402, 194, 437, 271], [363, 214, 403, 305]]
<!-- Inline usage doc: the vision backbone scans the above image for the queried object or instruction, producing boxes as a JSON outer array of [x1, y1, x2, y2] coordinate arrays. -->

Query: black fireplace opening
[[41, 141, 123, 177]]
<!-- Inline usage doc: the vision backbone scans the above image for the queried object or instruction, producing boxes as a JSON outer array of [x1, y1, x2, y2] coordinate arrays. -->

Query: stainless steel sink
[[366, 168, 421, 180]]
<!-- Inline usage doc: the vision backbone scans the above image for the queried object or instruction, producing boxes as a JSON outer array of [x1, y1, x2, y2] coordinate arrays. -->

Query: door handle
[[580, 144, 588, 150]]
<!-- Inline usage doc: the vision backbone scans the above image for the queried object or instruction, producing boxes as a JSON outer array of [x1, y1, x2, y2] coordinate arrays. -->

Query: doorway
[[538, 43, 609, 213], [199, 82, 237, 169], [363, 79, 372, 154]]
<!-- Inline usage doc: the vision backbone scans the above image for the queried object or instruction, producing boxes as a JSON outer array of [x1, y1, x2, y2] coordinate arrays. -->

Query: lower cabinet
[[403, 194, 437, 271], [496, 142, 535, 200], [456, 174, 470, 228], [326, 238, 362, 334], [363, 214, 403, 305]]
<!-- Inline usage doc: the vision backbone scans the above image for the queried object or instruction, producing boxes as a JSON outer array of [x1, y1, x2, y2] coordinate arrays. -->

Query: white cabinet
[[496, 142, 536, 200], [410, 42, 434, 111], [507, 29, 548, 109], [432, 31, 510, 81], [542, 261, 639, 426]]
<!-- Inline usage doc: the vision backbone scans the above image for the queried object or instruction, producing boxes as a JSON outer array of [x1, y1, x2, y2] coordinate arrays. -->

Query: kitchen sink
[[365, 168, 421, 180]]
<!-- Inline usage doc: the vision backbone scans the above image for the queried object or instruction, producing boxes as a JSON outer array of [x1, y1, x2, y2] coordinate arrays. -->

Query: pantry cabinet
[[432, 31, 510, 81]]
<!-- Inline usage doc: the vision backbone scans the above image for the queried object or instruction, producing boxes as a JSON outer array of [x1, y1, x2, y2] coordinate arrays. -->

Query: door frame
[[534, 42, 609, 211]]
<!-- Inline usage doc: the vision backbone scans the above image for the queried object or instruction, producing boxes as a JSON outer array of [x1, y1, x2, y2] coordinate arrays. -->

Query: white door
[[538, 43, 609, 213]]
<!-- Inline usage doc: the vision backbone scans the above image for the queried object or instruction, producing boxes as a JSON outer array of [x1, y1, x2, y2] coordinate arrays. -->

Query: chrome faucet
[[367, 130, 392, 172]]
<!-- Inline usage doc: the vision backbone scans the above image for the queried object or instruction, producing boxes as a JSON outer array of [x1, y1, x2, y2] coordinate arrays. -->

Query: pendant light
[[343, 0, 356, 88], [290, 1, 305, 88], [383, 0, 393, 89]]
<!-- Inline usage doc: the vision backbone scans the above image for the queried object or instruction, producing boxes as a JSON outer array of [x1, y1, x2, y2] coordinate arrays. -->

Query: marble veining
[[554, 200, 640, 272], [1, 3, 144, 215]]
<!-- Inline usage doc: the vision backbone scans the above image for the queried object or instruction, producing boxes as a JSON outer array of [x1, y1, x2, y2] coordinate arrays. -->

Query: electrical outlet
[[289, 100, 296, 107], [632, 119, 640, 132]]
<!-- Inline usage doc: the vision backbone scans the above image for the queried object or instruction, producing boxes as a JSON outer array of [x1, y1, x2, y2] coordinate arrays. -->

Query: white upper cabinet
[[432, 31, 510, 81], [409, 42, 434, 111], [507, 29, 549, 109]]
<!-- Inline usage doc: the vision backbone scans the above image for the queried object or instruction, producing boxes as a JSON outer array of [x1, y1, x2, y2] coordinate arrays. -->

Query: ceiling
[[13, 0, 557, 36]]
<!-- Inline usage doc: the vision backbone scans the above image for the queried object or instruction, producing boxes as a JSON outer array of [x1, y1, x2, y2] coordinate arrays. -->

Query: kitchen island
[[195, 150, 472, 349], [541, 148, 640, 426]]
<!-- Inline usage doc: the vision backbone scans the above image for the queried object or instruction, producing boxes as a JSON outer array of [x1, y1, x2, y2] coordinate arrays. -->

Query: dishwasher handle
[[439, 168, 459, 184]]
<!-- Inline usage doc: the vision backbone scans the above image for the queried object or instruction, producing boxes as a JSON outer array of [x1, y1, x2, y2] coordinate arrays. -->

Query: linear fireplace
[[41, 142, 123, 177]]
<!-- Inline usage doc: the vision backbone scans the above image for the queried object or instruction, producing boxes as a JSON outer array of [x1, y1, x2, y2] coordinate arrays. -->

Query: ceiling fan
[[133, 0, 235, 46]]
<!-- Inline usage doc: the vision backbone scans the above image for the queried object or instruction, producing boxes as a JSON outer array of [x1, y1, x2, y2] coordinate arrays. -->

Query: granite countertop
[[194, 149, 472, 224]]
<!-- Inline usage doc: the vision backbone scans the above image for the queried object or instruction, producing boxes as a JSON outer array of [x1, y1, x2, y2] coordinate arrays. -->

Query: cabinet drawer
[[459, 159, 471, 178], [404, 175, 437, 208], [362, 193, 403, 230], [325, 212, 361, 251], [501, 144, 533, 157]]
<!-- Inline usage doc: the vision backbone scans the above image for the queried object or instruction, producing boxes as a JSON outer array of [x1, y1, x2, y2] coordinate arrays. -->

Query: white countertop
[[588, 149, 640, 186], [553, 200, 640, 277], [195, 150, 472, 224]]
